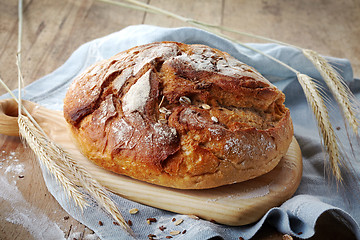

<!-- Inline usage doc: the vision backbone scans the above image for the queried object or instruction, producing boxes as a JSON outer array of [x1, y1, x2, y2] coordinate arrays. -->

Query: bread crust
[[63, 42, 293, 189]]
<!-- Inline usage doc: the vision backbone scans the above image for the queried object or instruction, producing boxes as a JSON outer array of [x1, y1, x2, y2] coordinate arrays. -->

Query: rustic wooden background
[[0, 0, 359, 239]]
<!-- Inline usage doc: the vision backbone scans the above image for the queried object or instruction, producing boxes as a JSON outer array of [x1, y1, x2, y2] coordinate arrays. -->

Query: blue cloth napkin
[[2, 25, 360, 240]]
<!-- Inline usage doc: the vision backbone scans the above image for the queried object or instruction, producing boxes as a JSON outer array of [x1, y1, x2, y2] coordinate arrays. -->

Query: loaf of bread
[[63, 41, 293, 189]]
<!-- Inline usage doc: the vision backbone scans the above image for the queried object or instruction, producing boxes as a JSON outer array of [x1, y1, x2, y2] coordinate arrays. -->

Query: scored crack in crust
[[63, 41, 293, 189]]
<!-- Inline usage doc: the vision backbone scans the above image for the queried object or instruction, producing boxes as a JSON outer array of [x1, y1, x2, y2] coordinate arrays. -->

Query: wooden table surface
[[0, 0, 359, 239]]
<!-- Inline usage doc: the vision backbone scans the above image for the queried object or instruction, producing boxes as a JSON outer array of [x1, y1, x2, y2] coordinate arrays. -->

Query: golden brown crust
[[63, 41, 293, 189]]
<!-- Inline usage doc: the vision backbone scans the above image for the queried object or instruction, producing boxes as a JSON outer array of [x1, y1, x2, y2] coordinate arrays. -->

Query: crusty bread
[[63, 41, 293, 189]]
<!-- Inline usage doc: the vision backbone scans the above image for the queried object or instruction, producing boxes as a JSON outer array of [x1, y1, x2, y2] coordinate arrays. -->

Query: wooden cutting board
[[0, 99, 302, 226]]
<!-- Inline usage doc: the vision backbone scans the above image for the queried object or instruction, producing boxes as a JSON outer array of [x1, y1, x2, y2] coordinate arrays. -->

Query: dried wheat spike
[[297, 73, 343, 181], [18, 115, 88, 208], [303, 49, 359, 135]]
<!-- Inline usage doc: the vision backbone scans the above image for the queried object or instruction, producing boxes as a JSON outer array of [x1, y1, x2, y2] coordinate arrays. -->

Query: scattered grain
[[129, 208, 139, 214], [170, 230, 181, 236], [174, 219, 183, 226], [146, 217, 157, 225], [187, 214, 199, 220], [127, 220, 133, 226], [148, 234, 156, 239]]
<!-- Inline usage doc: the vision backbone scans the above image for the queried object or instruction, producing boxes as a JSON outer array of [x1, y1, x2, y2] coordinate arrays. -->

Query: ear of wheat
[[303, 49, 359, 136], [12, 0, 134, 237], [297, 73, 342, 181], [18, 115, 88, 208]]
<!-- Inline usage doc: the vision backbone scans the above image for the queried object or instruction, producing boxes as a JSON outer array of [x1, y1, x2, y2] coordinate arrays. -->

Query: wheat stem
[[120, 0, 190, 22], [12, 0, 133, 236], [98, 0, 299, 75], [124, 0, 359, 136], [13, 0, 48, 137], [297, 73, 342, 181], [121, 0, 360, 138], [97, 0, 354, 183], [17, 0, 23, 118], [97, 0, 165, 15], [15, 0, 88, 209]]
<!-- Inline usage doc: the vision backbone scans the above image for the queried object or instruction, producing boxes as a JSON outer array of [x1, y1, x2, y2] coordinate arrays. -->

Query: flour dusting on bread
[[122, 69, 151, 114]]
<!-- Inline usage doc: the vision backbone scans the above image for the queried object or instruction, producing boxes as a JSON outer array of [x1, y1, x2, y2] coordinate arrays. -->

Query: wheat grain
[[297, 73, 342, 181], [129, 208, 139, 214]]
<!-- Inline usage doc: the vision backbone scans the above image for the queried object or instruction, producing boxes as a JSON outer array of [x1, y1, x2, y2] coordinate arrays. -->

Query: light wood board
[[0, 99, 302, 226]]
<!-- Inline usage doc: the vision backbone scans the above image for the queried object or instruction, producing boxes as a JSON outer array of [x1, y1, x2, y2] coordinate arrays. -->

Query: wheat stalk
[[96, 0, 300, 74], [99, 0, 359, 183], [12, 0, 134, 236], [191, 10, 360, 137], [15, 1, 87, 208], [15, 0, 89, 210], [297, 73, 342, 181], [303, 49, 359, 135]]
